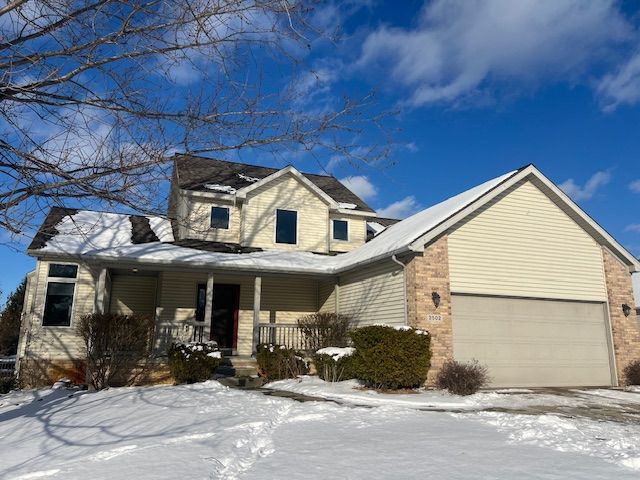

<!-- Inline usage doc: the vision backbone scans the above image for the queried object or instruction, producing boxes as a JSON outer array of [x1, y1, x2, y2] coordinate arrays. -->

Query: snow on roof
[[336, 202, 357, 210], [633, 273, 640, 307], [333, 170, 518, 269], [237, 173, 261, 183], [203, 184, 237, 194], [40, 210, 174, 255], [32, 169, 516, 274], [366, 221, 386, 236], [80, 243, 333, 274]]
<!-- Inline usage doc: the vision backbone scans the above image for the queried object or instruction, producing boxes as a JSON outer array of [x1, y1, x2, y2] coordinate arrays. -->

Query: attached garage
[[452, 295, 613, 387], [444, 177, 618, 387]]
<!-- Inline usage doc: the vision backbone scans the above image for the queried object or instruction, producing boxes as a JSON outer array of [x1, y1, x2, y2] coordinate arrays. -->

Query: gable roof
[[28, 208, 174, 254], [28, 164, 640, 276], [173, 154, 375, 213]]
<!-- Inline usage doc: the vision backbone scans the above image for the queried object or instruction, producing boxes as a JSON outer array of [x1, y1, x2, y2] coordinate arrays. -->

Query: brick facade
[[406, 235, 453, 385], [602, 247, 640, 385]]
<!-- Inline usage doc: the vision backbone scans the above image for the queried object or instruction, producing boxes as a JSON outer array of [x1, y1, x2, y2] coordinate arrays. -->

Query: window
[[210, 207, 230, 229], [195, 283, 207, 322], [43, 263, 78, 327], [332, 220, 348, 241], [275, 209, 297, 244], [48, 263, 78, 278]]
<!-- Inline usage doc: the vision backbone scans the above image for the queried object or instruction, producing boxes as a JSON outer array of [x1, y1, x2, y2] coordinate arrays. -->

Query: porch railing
[[257, 323, 309, 351], [0, 356, 16, 378]]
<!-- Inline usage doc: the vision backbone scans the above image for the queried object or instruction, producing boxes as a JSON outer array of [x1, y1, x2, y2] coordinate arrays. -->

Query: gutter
[[391, 254, 408, 325]]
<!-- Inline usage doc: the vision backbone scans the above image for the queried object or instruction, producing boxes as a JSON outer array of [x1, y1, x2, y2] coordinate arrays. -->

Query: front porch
[[99, 267, 337, 358]]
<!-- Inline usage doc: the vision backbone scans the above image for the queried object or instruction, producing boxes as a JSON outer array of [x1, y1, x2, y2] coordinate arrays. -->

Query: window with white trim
[[210, 206, 230, 229], [275, 209, 297, 244], [332, 219, 348, 241], [43, 263, 78, 327]]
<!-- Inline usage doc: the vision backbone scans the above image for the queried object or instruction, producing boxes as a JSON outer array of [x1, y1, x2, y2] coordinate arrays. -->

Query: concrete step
[[217, 355, 258, 377], [218, 376, 265, 389]]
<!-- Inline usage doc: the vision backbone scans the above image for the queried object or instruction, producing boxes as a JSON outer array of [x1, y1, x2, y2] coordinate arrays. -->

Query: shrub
[[313, 347, 356, 382], [350, 326, 431, 390], [0, 374, 16, 394], [436, 360, 489, 396], [76, 313, 155, 390], [256, 344, 308, 381], [168, 342, 222, 384], [623, 359, 640, 386], [297, 313, 352, 351]]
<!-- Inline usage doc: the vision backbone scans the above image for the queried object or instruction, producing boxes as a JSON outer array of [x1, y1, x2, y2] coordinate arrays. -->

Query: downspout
[[391, 255, 408, 325]]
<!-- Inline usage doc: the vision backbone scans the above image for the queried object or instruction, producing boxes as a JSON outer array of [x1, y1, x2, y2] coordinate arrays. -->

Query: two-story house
[[16, 156, 640, 388]]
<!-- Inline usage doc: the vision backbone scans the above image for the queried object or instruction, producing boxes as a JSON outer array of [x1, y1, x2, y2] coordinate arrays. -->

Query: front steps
[[217, 355, 259, 378]]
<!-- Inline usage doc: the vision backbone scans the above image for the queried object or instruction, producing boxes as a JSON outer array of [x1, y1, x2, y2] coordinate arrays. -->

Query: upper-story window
[[43, 263, 78, 327], [211, 206, 230, 229], [276, 209, 297, 244], [332, 219, 349, 241]]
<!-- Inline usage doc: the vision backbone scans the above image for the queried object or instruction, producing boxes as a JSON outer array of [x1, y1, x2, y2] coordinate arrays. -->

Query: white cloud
[[559, 171, 612, 202], [630, 179, 640, 193], [625, 224, 640, 233], [597, 53, 640, 111], [357, 0, 630, 106], [377, 196, 421, 219], [339, 175, 377, 200]]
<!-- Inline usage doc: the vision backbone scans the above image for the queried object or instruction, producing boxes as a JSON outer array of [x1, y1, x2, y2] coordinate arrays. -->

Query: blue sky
[[2, 0, 640, 302]]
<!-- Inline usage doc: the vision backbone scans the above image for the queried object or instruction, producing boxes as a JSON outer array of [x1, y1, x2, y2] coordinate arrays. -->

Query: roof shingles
[[174, 154, 375, 213]]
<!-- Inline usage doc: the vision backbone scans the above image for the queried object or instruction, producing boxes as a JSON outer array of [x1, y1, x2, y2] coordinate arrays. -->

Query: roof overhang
[[236, 166, 338, 207], [408, 165, 640, 273]]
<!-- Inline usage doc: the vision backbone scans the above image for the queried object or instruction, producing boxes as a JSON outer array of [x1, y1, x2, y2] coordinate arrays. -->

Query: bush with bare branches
[[76, 312, 155, 390], [297, 312, 352, 351]]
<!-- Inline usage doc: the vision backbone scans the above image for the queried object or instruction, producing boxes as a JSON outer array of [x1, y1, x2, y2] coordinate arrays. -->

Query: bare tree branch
[[0, 0, 390, 240]]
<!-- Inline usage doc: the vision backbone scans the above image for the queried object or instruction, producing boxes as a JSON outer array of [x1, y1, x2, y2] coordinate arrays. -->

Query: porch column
[[252, 276, 262, 355], [203, 273, 214, 341], [94, 268, 108, 314]]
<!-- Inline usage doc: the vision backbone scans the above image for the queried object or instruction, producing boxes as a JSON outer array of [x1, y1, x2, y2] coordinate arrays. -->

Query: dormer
[[168, 155, 378, 254]]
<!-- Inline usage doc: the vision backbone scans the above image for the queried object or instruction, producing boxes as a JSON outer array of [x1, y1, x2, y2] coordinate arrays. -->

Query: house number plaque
[[427, 314, 443, 323]]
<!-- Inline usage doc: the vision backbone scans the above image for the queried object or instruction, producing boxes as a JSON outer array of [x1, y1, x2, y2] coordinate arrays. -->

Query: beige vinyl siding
[[180, 195, 241, 243], [242, 173, 329, 252], [109, 275, 157, 316], [329, 215, 367, 252], [448, 180, 607, 302], [260, 277, 318, 324], [338, 261, 405, 326], [318, 280, 336, 313], [22, 260, 98, 360]]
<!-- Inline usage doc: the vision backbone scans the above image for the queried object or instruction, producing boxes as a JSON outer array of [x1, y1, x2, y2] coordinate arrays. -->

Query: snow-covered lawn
[[0, 380, 639, 480]]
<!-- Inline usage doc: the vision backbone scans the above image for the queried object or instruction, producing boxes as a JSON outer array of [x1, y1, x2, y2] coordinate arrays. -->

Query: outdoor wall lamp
[[432, 291, 441, 308], [622, 304, 632, 317]]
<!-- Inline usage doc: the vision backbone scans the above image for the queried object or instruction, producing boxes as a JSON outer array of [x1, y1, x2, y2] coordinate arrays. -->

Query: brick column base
[[602, 248, 640, 385], [406, 235, 453, 386]]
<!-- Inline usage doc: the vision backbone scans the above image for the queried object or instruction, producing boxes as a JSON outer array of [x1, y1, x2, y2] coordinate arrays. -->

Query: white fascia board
[[331, 208, 378, 217], [530, 167, 640, 272], [235, 166, 338, 207], [408, 165, 640, 272], [181, 189, 236, 201]]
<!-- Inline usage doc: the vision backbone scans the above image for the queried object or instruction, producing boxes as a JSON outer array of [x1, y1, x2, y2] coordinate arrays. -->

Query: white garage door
[[452, 295, 613, 387]]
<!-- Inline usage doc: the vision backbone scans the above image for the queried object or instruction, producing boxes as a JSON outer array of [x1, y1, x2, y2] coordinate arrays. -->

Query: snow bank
[[2, 381, 638, 478]]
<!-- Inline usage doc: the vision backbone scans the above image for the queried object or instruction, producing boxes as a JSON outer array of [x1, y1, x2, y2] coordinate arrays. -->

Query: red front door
[[210, 284, 239, 349]]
